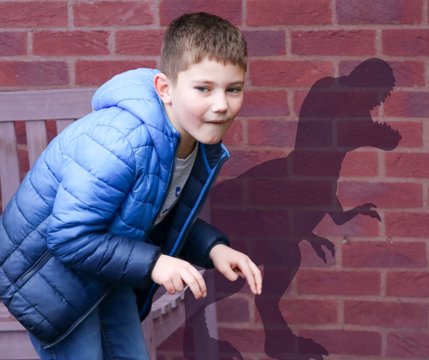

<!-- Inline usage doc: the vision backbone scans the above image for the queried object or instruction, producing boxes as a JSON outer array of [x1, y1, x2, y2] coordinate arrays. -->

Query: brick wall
[[1, 1, 428, 359]]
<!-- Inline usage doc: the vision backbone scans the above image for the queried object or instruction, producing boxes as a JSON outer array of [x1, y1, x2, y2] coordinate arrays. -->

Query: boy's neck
[[177, 138, 197, 159], [163, 103, 196, 159]]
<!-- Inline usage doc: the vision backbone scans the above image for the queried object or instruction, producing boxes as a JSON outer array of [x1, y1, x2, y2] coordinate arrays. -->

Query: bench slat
[[0, 88, 219, 359], [25, 121, 48, 167], [0, 89, 95, 122], [0, 122, 20, 209], [0, 332, 37, 360], [56, 119, 75, 134]]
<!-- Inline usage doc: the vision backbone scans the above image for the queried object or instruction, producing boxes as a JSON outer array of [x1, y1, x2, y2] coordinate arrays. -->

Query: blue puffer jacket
[[0, 68, 230, 348]]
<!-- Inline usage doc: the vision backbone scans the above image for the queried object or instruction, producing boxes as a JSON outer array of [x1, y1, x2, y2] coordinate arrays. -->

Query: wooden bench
[[0, 89, 218, 359]]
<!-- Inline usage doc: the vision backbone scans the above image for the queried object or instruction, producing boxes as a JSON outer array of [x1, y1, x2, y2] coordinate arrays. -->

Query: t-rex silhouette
[[182, 58, 401, 360]]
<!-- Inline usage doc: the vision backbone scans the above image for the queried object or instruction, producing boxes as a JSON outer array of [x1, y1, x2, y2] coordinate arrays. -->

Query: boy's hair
[[161, 12, 247, 82]]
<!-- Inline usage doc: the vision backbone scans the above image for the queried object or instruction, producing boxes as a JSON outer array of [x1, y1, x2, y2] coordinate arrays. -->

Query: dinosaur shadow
[[182, 58, 401, 359]]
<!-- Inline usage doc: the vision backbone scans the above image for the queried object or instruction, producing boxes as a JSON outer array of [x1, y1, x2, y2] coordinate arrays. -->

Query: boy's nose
[[212, 93, 228, 113]]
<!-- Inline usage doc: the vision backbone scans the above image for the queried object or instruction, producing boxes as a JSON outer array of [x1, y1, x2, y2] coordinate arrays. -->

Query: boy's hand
[[209, 244, 262, 295], [151, 254, 207, 299]]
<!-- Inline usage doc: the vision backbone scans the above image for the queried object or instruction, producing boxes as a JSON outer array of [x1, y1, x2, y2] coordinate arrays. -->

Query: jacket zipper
[[44, 287, 112, 349], [139, 148, 229, 317], [15, 249, 112, 349], [16, 250, 52, 287], [169, 150, 229, 255], [48, 134, 181, 346], [152, 137, 179, 223]]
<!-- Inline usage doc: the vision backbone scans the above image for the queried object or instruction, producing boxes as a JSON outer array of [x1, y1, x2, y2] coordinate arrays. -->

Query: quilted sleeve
[[46, 125, 160, 289], [179, 218, 230, 268]]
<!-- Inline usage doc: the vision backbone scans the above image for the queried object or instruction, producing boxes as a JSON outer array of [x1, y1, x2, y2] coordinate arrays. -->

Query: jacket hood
[[91, 68, 177, 138]]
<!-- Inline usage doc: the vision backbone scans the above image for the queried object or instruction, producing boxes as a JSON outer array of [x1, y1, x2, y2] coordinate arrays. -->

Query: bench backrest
[[0, 88, 216, 359], [0, 88, 95, 211]]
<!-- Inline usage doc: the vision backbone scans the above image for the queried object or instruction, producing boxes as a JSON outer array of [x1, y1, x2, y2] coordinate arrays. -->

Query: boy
[[0, 12, 261, 360]]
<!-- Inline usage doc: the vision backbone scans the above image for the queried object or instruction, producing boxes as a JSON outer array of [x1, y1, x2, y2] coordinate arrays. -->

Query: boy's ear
[[154, 73, 172, 105]]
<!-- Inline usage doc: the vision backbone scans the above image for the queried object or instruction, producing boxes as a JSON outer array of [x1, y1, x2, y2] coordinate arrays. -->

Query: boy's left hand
[[209, 244, 262, 295]]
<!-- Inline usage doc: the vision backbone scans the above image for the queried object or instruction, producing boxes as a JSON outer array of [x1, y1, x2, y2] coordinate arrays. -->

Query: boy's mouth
[[206, 119, 230, 124]]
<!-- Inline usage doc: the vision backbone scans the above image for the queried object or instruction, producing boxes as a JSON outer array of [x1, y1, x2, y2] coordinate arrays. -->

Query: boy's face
[[165, 58, 245, 156]]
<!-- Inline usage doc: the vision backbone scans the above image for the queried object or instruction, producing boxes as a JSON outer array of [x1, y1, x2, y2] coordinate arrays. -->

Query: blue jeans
[[29, 286, 150, 360]]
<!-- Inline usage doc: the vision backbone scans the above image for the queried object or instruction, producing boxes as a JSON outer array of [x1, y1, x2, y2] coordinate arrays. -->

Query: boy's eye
[[195, 86, 210, 93], [227, 87, 243, 94]]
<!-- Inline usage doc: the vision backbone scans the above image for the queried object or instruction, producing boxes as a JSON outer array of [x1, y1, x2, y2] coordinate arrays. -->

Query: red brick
[[300, 329, 381, 355], [211, 207, 290, 239], [314, 211, 380, 237], [387, 332, 429, 357], [242, 31, 286, 57], [220, 153, 290, 180], [248, 178, 334, 208], [247, 0, 331, 25], [14, 122, 27, 145], [222, 119, 243, 146], [386, 212, 429, 238], [219, 149, 286, 177], [343, 241, 426, 268], [252, 239, 320, 270], [45, 120, 58, 143], [290, 122, 335, 149], [248, 120, 297, 147], [338, 181, 423, 209], [159, 0, 242, 26], [250, 60, 333, 88], [390, 62, 426, 87], [385, 91, 429, 118], [297, 270, 380, 295], [299, 240, 336, 267], [0, 2, 67, 28], [292, 30, 375, 56], [340, 151, 378, 177], [390, 121, 423, 148], [0, 32, 27, 56], [384, 29, 429, 56], [293, 91, 309, 116], [73, 1, 154, 26], [387, 271, 429, 297], [293, 89, 379, 119], [241, 91, 289, 117], [259, 299, 338, 325], [217, 297, 250, 323], [211, 177, 245, 207], [340, 60, 425, 87], [217, 328, 265, 353], [0, 61, 68, 87], [337, 0, 422, 24], [17, 147, 29, 180], [255, 298, 338, 328], [33, 31, 109, 56], [335, 119, 402, 150], [291, 148, 344, 177], [75, 60, 156, 86], [386, 152, 429, 178], [115, 30, 164, 56]]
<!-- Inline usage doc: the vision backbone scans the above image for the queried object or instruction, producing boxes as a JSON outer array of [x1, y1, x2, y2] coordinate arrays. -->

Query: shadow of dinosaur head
[[295, 58, 401, 152]]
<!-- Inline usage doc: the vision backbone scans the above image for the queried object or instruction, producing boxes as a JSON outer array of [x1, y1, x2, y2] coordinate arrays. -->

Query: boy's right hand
[[151, 254, 207, 299]]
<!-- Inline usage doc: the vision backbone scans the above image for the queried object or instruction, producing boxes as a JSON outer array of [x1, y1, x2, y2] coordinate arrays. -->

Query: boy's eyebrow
[[191, 80, 244, 86], [229, 81, 245, 86]]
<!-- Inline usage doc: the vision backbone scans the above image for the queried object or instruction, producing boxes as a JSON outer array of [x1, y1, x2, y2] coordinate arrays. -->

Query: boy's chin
[[199, 137, 223, 145], [196, 127, 231, 145]]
